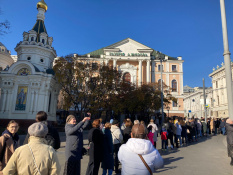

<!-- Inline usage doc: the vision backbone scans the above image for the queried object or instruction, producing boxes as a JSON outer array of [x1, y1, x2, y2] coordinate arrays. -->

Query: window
[[123, 72, 131, 83], [173, 101, 177, 107], [27, 57, 31, 60], [42, 39, 45, 44], [40, 59, 44, 63], [172, 80, 177, 92], [172, 65, 177, 72], [31, 37, 34, 41], [158, 65, 163, 72]]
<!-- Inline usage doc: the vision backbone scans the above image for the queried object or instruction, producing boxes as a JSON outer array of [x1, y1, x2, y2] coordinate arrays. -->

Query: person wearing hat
[[64, 114, 90, 175], [2, 123, 60, 175], [118, 124, 163, 175], [110, 119, 123, 174], [23, 111, 61, 150]]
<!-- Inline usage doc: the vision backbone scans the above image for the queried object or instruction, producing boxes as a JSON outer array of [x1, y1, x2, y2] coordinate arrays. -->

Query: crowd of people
[[1, 111, 233, 175]]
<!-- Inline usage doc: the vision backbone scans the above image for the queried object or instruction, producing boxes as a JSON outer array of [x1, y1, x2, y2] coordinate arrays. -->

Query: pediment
[[104, 38, 153, 54]]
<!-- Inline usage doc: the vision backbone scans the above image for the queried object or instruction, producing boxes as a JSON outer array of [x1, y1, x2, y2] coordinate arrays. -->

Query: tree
[[53, 56, 96, 118]]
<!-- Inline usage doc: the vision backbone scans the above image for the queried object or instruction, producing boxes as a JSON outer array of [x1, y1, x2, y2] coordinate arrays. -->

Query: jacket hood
[[111, 125, 120, 132], [126, 138, 155, 155]]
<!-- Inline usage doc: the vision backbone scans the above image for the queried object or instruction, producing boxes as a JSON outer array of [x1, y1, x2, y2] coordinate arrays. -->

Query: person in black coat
[[64, 115, 90, 175], [123, 120, 133, 143], [86, 119, 104, 175], [23, 111, 60, 150], [226, 119, 233, 165], [101, 123, 114, 175]]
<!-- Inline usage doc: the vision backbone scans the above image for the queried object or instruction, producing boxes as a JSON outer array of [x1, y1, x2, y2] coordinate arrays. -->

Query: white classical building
[[183, 87, 213, 118], [72, 38, 185, 117], [0, 0, 60, 121], [209, 63, 230, 118]]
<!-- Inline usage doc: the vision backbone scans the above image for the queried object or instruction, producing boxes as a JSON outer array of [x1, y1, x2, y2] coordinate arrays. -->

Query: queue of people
[[4, 112, 230, 174]]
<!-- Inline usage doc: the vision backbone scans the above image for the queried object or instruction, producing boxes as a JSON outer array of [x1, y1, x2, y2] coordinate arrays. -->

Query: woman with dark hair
[[86, 119, 104, 175], [0, 120, 20, 174], [123, 120, 133, 143]]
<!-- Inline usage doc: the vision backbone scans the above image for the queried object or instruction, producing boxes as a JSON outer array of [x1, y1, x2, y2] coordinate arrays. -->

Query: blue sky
[[1, 0, 233, 87]]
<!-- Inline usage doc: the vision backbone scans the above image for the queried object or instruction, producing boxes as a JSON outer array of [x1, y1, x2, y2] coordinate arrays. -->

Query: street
[[53, 133, 233, 175]]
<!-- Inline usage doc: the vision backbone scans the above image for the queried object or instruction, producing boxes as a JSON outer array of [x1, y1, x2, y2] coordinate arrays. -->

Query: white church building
[[0, 0, 60, 121]]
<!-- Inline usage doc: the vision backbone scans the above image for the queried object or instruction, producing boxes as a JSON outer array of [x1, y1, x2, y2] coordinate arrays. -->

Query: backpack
[[45, 127, 56, 149]]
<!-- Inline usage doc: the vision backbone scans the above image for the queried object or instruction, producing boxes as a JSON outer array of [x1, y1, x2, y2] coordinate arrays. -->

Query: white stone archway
[[119, 63, 137, 84]]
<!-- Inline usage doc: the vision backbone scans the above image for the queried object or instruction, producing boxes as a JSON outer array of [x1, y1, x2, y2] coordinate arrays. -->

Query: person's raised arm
[[65, 117, 90, 135]]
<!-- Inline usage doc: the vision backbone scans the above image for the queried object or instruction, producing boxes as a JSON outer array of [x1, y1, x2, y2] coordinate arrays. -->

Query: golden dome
[[37, 0, 48, 11]]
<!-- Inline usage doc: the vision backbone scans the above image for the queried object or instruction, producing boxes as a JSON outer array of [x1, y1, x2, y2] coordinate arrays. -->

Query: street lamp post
[[156, 52, 165, 126], [220, 0, 233, 120]]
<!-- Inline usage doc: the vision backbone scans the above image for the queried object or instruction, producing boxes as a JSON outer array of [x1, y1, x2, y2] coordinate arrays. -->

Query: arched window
[[172, 80, 177, 92], [123, 72, 131, 83], [42, 39, 45, 44], [31, 37, 34, 41]]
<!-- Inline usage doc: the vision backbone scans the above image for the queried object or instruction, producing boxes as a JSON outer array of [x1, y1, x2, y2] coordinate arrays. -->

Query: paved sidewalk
[[55, 133, 233, 175]]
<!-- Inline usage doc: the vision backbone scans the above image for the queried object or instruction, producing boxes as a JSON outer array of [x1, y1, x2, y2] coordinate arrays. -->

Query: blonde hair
[[105, 122, 111, 129]]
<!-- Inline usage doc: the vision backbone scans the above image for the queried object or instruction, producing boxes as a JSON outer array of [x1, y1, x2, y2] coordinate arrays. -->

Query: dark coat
[[181, 125, 187, 137], [123, 126, 131, 143], [86, 127, 104, 175], [0, 131, 20, 174], [226, 123, 233, 145], [65, 120, 89, 161], [101, 128, 114, 170], [23, 121, 61, 150]]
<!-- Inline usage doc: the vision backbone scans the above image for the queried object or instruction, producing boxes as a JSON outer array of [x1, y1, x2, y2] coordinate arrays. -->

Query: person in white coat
[[111, 120, 123, 174], [147, 119, 158, 148], [118, 123, 163, 175]]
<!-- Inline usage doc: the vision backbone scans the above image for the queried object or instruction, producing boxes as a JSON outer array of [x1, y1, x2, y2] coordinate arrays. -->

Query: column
[[44, 91, 50, 112], [1, 90, 7, 112], [146, 60, 150, 83], [30, 90, 35, 112], [105, 59, 109, 65], [113, 59, 117, 68], [151, 61, 155, 82], [34, 91, 38, 112], [5, 90, 11, 112], [138, 60, 142, 86]]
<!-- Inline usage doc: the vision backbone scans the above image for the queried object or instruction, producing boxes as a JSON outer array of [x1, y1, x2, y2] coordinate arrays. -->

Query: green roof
[[84, 38, 178, 60]]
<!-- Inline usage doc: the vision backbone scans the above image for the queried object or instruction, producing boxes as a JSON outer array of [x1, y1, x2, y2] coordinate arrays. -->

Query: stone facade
[[70, 38, 185, 117], [183, 87, 213, 118], [0, 0, 60, 121], [209, 63, 231, 118]]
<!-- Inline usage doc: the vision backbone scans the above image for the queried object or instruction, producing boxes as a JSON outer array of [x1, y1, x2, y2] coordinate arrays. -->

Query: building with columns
[[74, 38, 185, 117], [209, 62, 231, 118], [0, 0, 60, 121]]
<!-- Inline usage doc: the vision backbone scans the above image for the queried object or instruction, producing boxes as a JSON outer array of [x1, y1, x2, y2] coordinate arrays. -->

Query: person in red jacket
[[160, 126, 168, 151]]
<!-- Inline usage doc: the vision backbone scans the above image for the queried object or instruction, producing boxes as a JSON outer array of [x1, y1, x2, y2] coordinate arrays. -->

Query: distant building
[[209, 63, 229, 118], [183, 86, 213, 118], [63, 38, 185, 117], [0, 42, 14, 70]]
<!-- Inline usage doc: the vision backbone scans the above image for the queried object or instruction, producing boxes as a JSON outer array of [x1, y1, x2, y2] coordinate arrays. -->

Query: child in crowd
[[161, 126, 168, 151], [147, 125, 154, 145]]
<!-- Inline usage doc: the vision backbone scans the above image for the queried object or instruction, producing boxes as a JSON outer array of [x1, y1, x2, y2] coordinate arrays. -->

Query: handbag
[[138, 154, 152, 175], [27, 144, 41, 175]]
